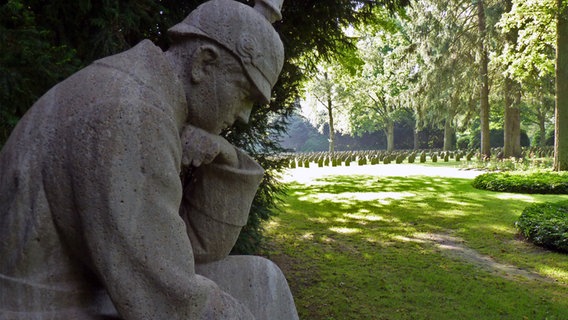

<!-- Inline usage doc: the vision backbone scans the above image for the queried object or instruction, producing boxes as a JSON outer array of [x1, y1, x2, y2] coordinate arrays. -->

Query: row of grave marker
[[284, 146, 554, 168]]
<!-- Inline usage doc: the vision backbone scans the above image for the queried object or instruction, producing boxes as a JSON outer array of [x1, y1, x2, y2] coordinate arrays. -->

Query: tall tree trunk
[[414, 126, 419, 150], [386, 120, 395, 152], [324, 72, 335, 156], [443, 118, 455, 151], [538, 111, 547, 147], [327, 96, 335, 155], [503, 0, 522, 158], [503, 80, 522, 157], [444, 95, 458, 151], [478, 0, 491, 159], [555, 0, 568, 171]]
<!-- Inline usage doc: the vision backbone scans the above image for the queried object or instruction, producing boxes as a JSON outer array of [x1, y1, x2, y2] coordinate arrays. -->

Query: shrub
[[472, 171, 568, 194], [516, 201, 568, 253]]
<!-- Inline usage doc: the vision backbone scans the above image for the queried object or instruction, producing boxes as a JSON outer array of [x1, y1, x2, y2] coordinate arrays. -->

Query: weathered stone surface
[[0, 0, 297, 318], [196, 256, 299, 320]]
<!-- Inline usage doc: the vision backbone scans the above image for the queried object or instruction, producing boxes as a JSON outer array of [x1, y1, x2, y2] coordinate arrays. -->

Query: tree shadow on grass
[[265, 175, 568, 320], [284, 175, 519, 238]]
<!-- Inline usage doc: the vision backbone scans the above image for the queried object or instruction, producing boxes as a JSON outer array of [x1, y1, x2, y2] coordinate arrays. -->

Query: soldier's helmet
[[169, 0, 284, 104]]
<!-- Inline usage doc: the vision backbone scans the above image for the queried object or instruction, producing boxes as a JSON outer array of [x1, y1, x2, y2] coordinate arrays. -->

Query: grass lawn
[[263, 165, 568, 320]]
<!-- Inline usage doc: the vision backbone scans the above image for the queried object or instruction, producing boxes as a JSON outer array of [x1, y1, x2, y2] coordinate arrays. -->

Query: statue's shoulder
[[83, 40, 184, 110], [92, 40, 167, 77]]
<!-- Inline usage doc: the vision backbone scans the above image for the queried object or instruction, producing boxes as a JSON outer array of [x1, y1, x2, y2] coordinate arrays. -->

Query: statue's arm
[[179, 138, 264, 263], [68, 104, 253, 319]]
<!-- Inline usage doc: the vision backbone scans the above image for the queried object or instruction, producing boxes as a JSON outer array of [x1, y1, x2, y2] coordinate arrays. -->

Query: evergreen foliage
[[0, 0, 80, 143]]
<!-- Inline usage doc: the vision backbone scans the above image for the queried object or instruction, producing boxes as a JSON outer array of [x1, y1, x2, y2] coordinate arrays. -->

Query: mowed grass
[[263, 168, 568, 320]]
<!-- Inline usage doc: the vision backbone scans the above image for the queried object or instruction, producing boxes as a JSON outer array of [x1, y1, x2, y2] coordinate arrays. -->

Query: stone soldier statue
[[0, 0, 298, 319]]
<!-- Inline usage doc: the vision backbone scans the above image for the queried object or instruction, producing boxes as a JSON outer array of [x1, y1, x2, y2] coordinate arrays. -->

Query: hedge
[[516, 201, 568, 253], [472, 171, 568, 194]]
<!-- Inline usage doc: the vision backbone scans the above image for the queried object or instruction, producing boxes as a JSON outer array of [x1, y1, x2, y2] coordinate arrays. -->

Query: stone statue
[[0, 0, 298, 319]]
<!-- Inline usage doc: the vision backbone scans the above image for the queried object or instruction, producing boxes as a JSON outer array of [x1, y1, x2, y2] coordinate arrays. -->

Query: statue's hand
[[181, 125, 238, 167]]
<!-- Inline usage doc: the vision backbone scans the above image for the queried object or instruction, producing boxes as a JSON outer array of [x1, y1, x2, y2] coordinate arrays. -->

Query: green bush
[[472, 171, 568, 194], [516, 201, 568, 253]]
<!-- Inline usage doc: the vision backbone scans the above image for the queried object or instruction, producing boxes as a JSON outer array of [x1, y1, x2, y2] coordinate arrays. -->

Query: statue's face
[[185, 47, 262, 134]]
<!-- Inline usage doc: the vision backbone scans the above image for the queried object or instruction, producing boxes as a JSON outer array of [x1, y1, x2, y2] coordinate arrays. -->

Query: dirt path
[[281, 164, 557, 283], [410, 233, 554, 283]]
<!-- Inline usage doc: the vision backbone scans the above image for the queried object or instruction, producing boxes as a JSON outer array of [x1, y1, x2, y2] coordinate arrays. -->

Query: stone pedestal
[[196, 256, 299, 320]]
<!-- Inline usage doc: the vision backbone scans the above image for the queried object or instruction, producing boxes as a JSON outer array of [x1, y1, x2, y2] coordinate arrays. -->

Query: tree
[[303, 65, 353, 154], [400, 0, 481, 151], [497, 0, 566, 169], [497, 0, 556, 149], [522, 76, 556, 147], [0, 0, 80, 143], [347, 27, 413, 152], [501, 0, 523, 157], [477, 0, 491, 158], [555, 0, 568, 170]]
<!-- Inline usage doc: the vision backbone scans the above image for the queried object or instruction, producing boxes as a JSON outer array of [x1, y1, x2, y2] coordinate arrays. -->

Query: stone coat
[[0, 40, 262, 319]]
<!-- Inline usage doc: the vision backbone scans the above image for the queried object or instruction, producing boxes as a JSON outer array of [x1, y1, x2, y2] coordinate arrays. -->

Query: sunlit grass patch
[[263, 174, 568, 320]]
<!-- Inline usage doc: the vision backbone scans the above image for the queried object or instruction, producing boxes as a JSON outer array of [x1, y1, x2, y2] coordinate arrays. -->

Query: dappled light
[[329, 227, 361, 234], [495, 193, 538, 201], [299, 191, 415, 204], [486, 224, 517, 235], [538, 265, 568, 280], [343, 212, 387, 222], [392, 235, 428, 243], [264, 170, 568, 319]]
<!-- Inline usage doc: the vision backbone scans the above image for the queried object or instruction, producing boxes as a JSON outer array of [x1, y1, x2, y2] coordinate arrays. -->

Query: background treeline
[[281, 112, 542, 152]]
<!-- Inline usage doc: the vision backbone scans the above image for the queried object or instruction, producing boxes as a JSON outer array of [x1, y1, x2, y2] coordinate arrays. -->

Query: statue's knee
[[196, 255, 298, 320]]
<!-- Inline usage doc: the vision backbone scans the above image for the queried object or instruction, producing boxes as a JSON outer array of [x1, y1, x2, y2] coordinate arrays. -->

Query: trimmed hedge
[[516, 201, 568, 253], [472, 171, 568, 194]]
